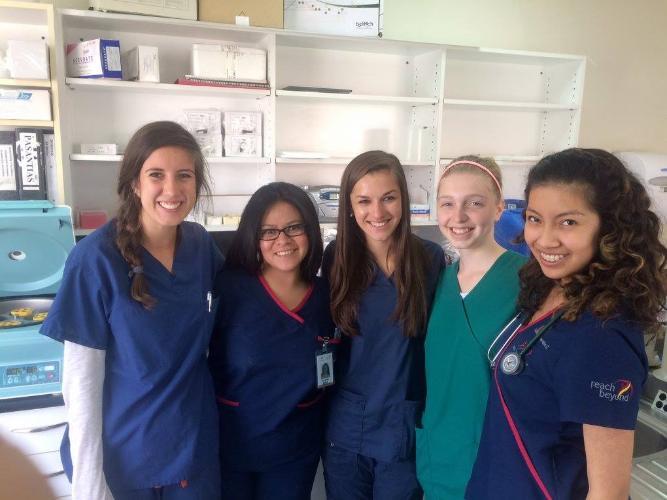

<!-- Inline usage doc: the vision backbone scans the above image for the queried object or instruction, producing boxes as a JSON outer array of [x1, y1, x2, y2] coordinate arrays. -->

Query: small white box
[[122, 46, 160, 83], [223, 111, 262, 136], [205, 214, 223, 226], [0, 89, 51, 121], [66, 39, 122, 79], [190, 44, 267, 83], [80, 144, 118, 155], [224, 135, 261, 157], [7, 40, 49, 80]]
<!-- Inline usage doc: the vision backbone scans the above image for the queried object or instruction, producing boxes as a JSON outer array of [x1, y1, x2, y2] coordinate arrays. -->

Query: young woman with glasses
[[208, 182, 335, 500]]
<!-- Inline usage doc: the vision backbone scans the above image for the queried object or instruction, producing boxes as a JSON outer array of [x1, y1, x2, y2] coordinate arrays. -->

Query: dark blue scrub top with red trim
[[40, 221, 224, 491], [322, 238, 445, 463], [208, 269, 335, 471], [466, 309, 647, 500]]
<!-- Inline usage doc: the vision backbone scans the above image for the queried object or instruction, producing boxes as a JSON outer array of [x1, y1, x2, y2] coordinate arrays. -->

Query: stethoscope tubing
[[489, 309, 565, 375], [487, 312, 526, 368]]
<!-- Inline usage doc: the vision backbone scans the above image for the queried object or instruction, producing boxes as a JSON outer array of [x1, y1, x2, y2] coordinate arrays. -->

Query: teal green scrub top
[[417, 250, 526, 500]]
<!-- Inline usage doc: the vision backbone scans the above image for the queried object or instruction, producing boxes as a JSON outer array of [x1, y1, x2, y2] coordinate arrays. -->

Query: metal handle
[[11, 421, 66, 434]]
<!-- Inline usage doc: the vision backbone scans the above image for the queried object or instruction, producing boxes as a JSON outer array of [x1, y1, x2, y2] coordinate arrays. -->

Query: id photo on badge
[[317, 352, 334, 388]]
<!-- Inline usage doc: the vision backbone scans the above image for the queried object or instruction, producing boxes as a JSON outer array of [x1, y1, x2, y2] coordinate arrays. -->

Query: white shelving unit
[[0, 1, 64, 203], [50, 9, 585, 230]]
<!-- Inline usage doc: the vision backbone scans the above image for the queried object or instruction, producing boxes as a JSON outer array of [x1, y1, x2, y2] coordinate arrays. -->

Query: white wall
[[383, 0, 667, 154]]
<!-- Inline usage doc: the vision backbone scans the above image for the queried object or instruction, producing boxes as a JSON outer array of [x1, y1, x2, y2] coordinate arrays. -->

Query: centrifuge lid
[[0, 201, 75, 297]]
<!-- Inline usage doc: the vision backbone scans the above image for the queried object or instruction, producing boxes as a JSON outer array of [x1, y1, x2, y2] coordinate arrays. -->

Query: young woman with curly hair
[[466, 148, 667, 500], [40, 121, 223, 499]]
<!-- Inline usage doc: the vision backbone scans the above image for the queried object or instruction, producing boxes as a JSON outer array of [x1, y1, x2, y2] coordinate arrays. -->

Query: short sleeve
[[554, 323, 647, 430], [40, 253, 112, 350]]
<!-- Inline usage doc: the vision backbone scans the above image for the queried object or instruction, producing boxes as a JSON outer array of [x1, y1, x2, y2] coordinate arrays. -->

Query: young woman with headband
[[416, 155, 526, 499]]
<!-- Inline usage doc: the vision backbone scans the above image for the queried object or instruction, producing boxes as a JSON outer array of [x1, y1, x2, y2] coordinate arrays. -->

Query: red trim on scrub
[[217, 397, 240, 407], [494, 315, 554, 500], [317, 335, 341, 345], [517, 307, 561, 334], [258, 275, 314, 325], [293, 285, 314, 313], [297, 391, 324, 408]]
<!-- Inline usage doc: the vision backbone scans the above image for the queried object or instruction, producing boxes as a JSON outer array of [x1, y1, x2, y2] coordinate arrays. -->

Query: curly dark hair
[[518, 148, 667, 330]]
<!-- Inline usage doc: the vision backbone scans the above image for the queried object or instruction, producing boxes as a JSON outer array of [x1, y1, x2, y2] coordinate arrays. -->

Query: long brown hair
[[115, 121, 211, 309], [518, 148, 667, 330], [329, 151, 428, 337]]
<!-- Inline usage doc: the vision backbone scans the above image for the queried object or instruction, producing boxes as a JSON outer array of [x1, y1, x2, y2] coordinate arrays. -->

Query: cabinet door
[[0, 405, 66, 455]]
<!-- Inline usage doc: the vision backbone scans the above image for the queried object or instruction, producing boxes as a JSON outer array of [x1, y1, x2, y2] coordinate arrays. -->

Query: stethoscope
[[487, 309, 565, 376]]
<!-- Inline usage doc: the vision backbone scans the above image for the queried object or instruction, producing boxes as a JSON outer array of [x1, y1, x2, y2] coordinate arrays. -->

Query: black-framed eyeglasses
[[259, 223, 307, 241]]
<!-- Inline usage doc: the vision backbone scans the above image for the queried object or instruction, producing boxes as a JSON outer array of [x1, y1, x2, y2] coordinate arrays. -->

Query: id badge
[[316, 351, 334, 388]]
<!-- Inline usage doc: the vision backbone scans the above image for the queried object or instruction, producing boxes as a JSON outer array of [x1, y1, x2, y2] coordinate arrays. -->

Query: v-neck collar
[[258, 275, 314, 324], [140, 225, 184, 278], [455, 250, 508, 301]]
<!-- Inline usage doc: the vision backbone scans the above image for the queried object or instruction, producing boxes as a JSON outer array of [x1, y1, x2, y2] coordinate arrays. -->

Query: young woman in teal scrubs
[[416, 156, 526, 499]]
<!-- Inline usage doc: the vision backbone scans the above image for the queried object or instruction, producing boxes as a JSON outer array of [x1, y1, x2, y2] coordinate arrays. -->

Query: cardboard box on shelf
[[122, 46, 160, 83], [191, 44, 267, 83], [0, 89, 51, 121], [199, 0, 283, 28], [0, 131, 18, 200], [7, 40, 50, 80], [89, 0, 196, 21], [79, 210, 108, 229], [284, 0, 381, 37], [66, 39, 122, 79], [15, 128, 47, 200]]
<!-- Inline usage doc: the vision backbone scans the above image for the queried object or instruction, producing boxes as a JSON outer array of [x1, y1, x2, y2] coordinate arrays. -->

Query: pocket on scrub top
[[398, 400, 422, 460], [325, 388, 365, 452]]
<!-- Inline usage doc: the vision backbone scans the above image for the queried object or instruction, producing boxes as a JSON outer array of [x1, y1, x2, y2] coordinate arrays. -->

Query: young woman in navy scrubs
[[40, 121, 224, 499], [208, 182, 334, 500], [322, 151, 446, 499], [467, 149, 667, 499]]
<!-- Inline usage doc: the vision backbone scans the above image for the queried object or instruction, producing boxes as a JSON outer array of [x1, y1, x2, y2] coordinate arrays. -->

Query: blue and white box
[[66, 39, 122, 79], [0, 89, 51, 121]]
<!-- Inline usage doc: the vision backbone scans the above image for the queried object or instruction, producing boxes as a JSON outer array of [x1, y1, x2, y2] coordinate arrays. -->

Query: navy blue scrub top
[[208, 269, 335, 471], [466, 309, 647, 500], [40, 221, 224, 491], [322, 237, 445, 463]]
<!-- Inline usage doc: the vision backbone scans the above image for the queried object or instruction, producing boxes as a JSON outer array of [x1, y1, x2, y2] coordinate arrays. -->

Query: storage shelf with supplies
[[276, 90, 438, 105], [70, 154, 271, 164], [276, 157, 434, 167], [442, 99, 579, 112], [65, 78, 271, 98], [0, 78, 51, 88], [0, 119, 54, 127], [47, 8, 585, 230], [0, 1, 64, 205]]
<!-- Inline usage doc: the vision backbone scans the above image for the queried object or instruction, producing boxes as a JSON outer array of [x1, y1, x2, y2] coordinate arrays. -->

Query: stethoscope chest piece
[[501, 351, 524, 376]]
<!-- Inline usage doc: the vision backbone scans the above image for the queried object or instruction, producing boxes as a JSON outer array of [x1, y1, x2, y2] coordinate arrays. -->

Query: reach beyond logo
[[591, 379, 633, 402]]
